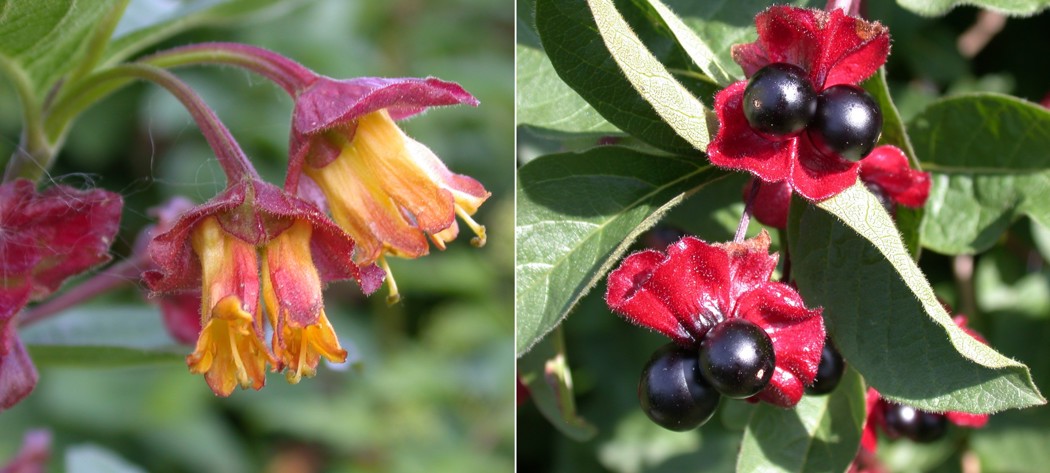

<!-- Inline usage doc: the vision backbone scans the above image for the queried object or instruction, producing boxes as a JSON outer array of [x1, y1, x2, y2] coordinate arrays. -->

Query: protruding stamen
[[455, 205, 486, 248], [378, 255, 401, 305]]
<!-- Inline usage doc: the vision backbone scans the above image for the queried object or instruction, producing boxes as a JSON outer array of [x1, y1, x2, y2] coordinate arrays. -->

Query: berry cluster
[[640, 329, 848, 432], [639, 319, 776, 431], [742, 63, 883, 162], [881, 404, 949, 443]]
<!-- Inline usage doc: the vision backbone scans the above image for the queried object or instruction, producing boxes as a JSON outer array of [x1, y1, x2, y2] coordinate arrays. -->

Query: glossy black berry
[[743, 63, 817, 139], [882, 403, 949, 443], [699, 318, 775, 399], [807, 84, 882, 161], [639, 343, 721, 431], [806, 340, 845, 395]]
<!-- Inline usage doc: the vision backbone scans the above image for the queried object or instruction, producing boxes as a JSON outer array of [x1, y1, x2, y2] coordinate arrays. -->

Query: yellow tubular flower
[[262, 219, 347, 383], [187, 217, 273, 396]]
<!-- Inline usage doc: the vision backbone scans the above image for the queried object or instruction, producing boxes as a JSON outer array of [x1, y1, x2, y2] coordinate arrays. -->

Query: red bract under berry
[[859, 146, 931, 209], [605, 231, 825, 408], [708, 6, 890, 201]]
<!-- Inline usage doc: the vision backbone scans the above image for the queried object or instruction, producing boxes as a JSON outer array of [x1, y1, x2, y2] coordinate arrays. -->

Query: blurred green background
[[0, 0, 514, 471]]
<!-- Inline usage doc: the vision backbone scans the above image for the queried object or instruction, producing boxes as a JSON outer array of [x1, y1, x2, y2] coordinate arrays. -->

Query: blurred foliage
[[0, 0, 513, 471]]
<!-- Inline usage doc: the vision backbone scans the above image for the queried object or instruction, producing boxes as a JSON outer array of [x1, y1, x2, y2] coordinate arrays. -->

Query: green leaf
[[518, 327, 597, 441], [515, 146, 727, 355], [516, 44, 620, 135], [913, 94, 1050, 254], [0, 0, 122, 96], [896, 0, 1050, 17], [102, 0, 308, 65], [644, 0, 734, 86], [20, 306, 184, 366], [587, 0, 711, 151], [736, 368, 866, 473], [67, 444, 147, 473], [788, 183, 1045, 413], [535, 0, 698, 154]]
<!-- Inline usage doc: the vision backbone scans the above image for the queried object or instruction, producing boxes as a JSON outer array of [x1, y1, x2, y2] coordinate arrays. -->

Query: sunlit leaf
[[789, 183, 1045, 413], [516, 146, 727, 354]]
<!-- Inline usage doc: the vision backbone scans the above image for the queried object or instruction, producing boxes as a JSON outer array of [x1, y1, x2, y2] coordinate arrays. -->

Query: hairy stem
[[734, 179, 761, 243], [19, 256, 148, 327]]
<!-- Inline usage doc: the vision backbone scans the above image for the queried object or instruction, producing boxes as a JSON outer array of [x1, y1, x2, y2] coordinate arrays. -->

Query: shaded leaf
[[516, 146, 727, 354], [789, 183, 1044, 413], [518, 327, 597, 441], [67, 444, 147, 473], [516, 44, 620, 135], [913, 94, 1050, 254], [19, 306, 184, 366], [736, 368, 866, 473], [644, 0, 734, 86]]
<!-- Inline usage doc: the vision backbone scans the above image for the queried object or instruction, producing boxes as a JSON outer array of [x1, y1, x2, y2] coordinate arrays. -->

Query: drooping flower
[[0, 429, 50, 473], [708, 6, 890, 201], [286, 76, 490, 302], [145, 177, 384, 396], [605, 231, 825, 407], [0, 179, 122, 411], [747, 145, 930, 229]]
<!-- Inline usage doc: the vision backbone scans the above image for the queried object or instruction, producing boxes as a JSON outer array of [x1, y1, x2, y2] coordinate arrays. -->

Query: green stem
[[140, 42, 316, 96], [0, 56, 52, 183], [63, 0, 132, 92]]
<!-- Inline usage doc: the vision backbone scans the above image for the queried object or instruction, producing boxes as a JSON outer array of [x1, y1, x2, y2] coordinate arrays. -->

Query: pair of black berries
[[743, 63, 882, 161], [639, 325, 846, 432], [883, 404, 950, 443], [638, 319, 774, 431]]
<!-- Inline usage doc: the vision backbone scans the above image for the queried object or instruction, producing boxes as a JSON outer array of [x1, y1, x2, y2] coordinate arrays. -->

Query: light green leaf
[[896, 0, 1050, 17], [913, 94, 1050, 254], [587, 0, 711, 152], [0, 0, 121, 97], [20, 306, 184, 366], [516, 44, 620, 135], [644, 0, 734, 86], [518, 327, 597, 441], [102, 0, 308, 65], [736, 368, 866, 473], [67, 444, 147, 473], [516, 147, 727, 355], [789, 183, 1045, 413]]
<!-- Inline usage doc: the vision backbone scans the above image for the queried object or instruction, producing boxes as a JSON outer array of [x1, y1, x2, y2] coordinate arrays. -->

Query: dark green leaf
[[515, 146, 727, 354], [586, 0, 711, 152], [789, 183, 1045, 413], [644, 0, 734, 86], [913, 94, 1050, 254], [20, 306, 184, 366], [535, 0, 697, 154], [518, 328, 597, 441], [896, 0, 1049, 17], [736, 368, 866, 473], [516, 44, 620, 135]]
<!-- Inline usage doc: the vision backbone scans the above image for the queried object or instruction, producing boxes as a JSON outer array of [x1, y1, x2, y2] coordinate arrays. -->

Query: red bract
[[606, 231, 825, 407], [708, 6, 890, 201], [859, 146, 931, 208], [0, 179, 122, 410], [748, 145, 928, 229]]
